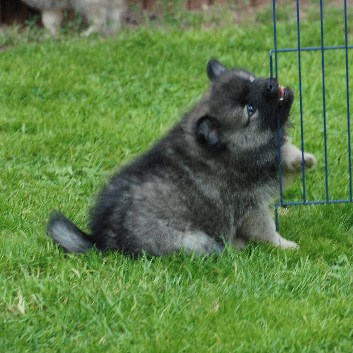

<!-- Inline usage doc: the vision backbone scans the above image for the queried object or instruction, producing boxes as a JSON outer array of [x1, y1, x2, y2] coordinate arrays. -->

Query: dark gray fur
[[48, 59, 316, 256]]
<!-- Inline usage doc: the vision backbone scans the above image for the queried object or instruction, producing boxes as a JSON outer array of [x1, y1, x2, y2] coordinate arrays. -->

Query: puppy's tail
[[47, 211, 94, 253]]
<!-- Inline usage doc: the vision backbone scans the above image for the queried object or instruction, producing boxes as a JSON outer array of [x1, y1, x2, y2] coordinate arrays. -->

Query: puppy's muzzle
[[264, 78, 291, 105]]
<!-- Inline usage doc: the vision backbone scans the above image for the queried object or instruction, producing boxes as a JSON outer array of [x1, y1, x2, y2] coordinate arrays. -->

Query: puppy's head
[[193, 59, 293, 164]]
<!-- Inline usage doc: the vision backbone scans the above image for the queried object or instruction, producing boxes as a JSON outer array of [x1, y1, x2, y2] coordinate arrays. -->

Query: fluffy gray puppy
[[48, 59, 316, 256], [22, 0, 126, 35]]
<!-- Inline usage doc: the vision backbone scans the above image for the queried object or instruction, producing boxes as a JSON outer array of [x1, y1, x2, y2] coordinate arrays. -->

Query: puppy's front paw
[[302, 152, 316, 170], [273, 233, 300, 250], [277, 238, 300, 250], [285, 151, 316, 173]]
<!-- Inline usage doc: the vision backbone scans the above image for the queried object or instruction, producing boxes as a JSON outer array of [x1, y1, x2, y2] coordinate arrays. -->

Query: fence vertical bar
[[272, 0, 278, 78], [296, 0, 307, 204], [320, 0, 329, 201], [272, 0, 283, 231], [275, 204, 279, 232], [343, 0, 352, 201]]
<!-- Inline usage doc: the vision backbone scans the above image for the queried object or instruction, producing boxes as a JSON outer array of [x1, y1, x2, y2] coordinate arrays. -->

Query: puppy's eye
[[247, 104, 256, 117]]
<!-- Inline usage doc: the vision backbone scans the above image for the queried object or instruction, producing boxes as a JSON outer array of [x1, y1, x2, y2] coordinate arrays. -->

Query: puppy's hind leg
[[237, 206, 299, 249], [180, 231, 224, 256], [81, 6, 107, 36], [42, 9, 64, 35], [107, 6, 125, 34]]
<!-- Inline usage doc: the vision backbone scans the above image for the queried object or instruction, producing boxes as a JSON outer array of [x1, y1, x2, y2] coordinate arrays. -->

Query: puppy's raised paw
[[282, 146, 316, 173], [302, 152, 316, 170]]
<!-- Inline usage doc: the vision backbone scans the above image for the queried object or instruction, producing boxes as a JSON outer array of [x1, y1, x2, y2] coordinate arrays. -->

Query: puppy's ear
[[195, 115, 222, 148], [207, 59, 227, 81]]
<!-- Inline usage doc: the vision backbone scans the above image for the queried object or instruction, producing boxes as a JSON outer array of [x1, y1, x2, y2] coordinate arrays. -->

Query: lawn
[[1, 3, 352, 352]]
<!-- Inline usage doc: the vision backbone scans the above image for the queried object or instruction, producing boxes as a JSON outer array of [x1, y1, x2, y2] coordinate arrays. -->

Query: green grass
[[1, 3, 353, 352]]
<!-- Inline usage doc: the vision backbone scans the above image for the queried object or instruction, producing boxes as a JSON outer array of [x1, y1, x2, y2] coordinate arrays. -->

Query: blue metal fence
[[271, 0, 352, 230]]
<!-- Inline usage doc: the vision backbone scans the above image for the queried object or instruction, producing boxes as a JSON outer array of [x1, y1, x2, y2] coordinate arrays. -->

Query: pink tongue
[[279, 85, 285, 98]]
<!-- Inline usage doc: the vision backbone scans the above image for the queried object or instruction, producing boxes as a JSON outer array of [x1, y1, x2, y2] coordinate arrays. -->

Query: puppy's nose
[[265, 78, 278, 94]]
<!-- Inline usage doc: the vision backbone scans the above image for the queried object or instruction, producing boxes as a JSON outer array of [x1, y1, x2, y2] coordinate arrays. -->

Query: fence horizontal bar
[[270, 45, 353, 55], [276, 199, 353, 208]]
